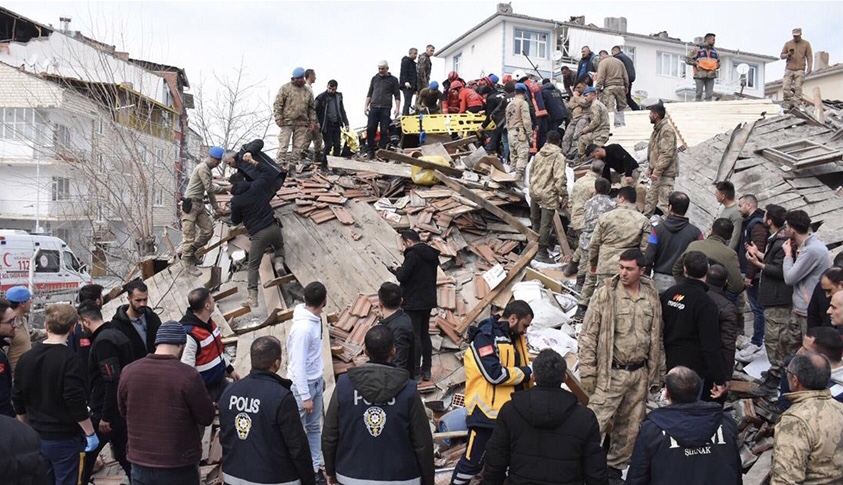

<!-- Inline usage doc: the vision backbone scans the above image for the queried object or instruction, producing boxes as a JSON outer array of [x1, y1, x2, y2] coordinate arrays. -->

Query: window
[[620, 45, 636, 65], [514, 28, 548, 58], [55, 124, 71, 150], [63, 251, 81, 272], [51, 177, 70, 201], [35, 250, 61, 273], [656, 52, 687, 78], [97, 154, 105, 172], [97, 118, 105, 135], [0, 107, 36, 140], [453, 53, 462, 74], [732, 62, 759, 89], [153, 186, 165, 207], [157, 147, 165, 162]]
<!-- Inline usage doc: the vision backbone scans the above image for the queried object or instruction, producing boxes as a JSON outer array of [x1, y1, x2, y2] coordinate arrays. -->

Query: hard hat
[[447, 71, 459, 82], [488, 74, 499, 84], [515, 82, 528, 92], [450, 80, 464, 90], [292, 67, 305, 78], [502, 74, 513, 85], [429, 80, 439, 90], [512, 69, 527, 81]]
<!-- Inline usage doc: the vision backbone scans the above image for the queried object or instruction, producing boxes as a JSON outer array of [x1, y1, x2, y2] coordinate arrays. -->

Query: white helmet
[[512, 69, 527, 81]]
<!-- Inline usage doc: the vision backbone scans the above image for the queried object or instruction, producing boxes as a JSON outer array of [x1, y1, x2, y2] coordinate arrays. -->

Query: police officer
[[323, 325, 434, 485], [219, 336, 316, 485], [451, 300, 534, 485]]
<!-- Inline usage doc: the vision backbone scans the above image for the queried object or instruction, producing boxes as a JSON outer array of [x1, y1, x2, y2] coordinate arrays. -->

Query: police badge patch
[[235, 412, 252, 440], [363, 406, 387, 437]]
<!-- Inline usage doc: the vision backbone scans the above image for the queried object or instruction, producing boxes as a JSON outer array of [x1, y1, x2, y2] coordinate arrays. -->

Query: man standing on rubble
[[770, 352, 843, 485], [579, 249, 663, 485], [594, 50, 629, 127], [643, 104, 678, 218], [288, 282, 329, 481], [686, 33, 720, 102], [505, 83, 533, 180], [715, 181, 742, 250], [737, 195, 769, 360], [645, 191, 703, 294], [275, 67, 317, 167], [315, 80, 350, 162], [376, 282, 415, 376], [417, 45, 435, 92], [391, 229, 440, 381], [111, 280, 162, 362], [576, 178, 615, 311], [304, 69, 326, 168], [180, 288, 239, 403], [529, 130, 568, 264], [220, 336, 316, 485], [451, 300, 534, 485], [181, 145, 229, 276], [626, 367, 741, 485], [400, 48, 419, 116], [561, 82, 589, 158], [323, 325, 434, 485], [364, 61, 401, 159], [612, 46, 638, 111], [230, 150, 286, 308], [780, 28, 813, 110], [564, 160, 603, 278], [577, 87, 610, 160]]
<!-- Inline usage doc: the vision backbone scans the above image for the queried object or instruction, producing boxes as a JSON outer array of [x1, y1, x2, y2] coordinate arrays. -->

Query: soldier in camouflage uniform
[[594, 51, 629, 127], [770, 352, 843, 485], [561, 82, 589, 157], [576, 179, 616, 303], [577, 87, 610, 160], [303, 69, 325, 166], [506, 83, 533, 178], [274, 67, 317, 167], [578, 248, 663, 485], [644, 104, 679, 217], [528, 131, 568, 263], [563, 160, 603, 277], [416, 45, 435, 93], [181, 147, 229, 276], [580, 186, 651, 308]]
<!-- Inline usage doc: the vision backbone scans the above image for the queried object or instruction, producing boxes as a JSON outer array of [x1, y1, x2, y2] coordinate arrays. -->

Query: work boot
[[562, 260, 579, 277], [243, 289, 259, 308], [534, 248, 555, 264], [181, 259, 201, 277], [273, 256, 287, 276]]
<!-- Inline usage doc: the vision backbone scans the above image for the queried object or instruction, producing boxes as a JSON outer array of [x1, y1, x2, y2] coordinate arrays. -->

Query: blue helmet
[[583, 86, 597, 95], [429, 80, 439, 90], [208, 146, 225, 159]]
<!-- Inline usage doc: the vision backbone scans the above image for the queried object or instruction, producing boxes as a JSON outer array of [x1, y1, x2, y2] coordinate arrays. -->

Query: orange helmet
[[447, 71, 460, 82], [450, 80, 464, 90]]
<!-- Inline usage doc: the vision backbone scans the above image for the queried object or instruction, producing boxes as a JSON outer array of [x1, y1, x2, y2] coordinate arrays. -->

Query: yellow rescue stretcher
[[399, 113, 487, 135]]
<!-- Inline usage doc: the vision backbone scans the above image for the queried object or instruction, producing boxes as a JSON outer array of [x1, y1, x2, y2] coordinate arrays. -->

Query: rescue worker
[[323, 325, 434, 485], [482, 81, 508, 155], [594, 50, 629, 127], [4, 286, 32, 371], [451, 80, 484, 114], [577, 87, 609, 160], [274, 67, 317, 166], [219, 336, 316, 485], [416, 81, 442, 114], [770, 352, 843, 485], [222, 139, 287, 193], [505, 83, 533, 180], [644, 104, 679, 218], [513, 70, 549, 152], [180, 288, 240, 403], [416, 45, 435, 91], [576, 178, 616, 313], [450, 300, 534, 485], [528, 130, 568, 264], [585, 143, 640, 187], [578, 249, 663, 485], [780, 28, 813, 109], [582, 186, 650, 308], [181, 146, 228, 276], [686, 33, 720, 102], [399, 48, 419, 116], [564, 160, 604, 278], [441, 75, 462, 114], [304, 69, 325, 167]]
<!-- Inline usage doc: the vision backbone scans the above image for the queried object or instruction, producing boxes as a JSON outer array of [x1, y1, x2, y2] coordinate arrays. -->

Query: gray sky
[[5, 0, 843, 132]]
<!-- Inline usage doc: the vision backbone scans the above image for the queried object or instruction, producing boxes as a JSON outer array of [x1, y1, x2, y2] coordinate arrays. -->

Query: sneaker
[[315, 469, 328, 485], [422, 370, 432, 382], [735, 344, 762, 363]]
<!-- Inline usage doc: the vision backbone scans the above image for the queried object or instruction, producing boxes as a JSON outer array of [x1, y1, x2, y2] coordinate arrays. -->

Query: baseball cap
[[792, 28, 802, 36]]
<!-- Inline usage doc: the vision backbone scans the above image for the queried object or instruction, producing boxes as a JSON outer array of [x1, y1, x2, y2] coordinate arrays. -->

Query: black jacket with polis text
[[394, 243, 440, 311]]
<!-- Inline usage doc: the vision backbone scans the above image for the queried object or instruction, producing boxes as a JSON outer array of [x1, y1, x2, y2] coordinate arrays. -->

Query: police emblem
[[235, 412, 252, 440], [363, 406, 386, 437]]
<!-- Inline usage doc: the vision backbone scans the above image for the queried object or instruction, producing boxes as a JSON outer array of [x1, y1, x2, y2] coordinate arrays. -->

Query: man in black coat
[[661, 251, 729, 403], [223, 139, 286, 192], [706, 264, 741, 379], [484, 349, 607, 485], [399, 48, 418, 116], [0, 414, 48, 485], [111, 280, 162, 361], [626, 367, 741, 485], [541, 79, 568, 136], [376, 282, 415, 376], [585, 143, 640, 186], [314, 80, 350, 161], [611, 46, 638, 110], [389, 229, 440, 381]]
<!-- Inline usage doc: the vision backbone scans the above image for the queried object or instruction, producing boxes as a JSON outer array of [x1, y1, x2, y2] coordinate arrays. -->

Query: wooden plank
[[553, 211, 572, 258], [434, 171, 538, 242], [233, 308, 295, 336], [259, 253, 287, 312], [457, 242, 538, 334], [377, 150, 464, 177], [326, 156, 412, 178], [263, 273, 297, 289], [195, 226, 248, 257], [212, 286, 239, 302], [525, 267, 564, 293], [223, 306, 251, 322]]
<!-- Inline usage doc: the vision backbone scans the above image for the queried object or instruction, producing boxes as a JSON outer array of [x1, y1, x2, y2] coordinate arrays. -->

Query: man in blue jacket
[[626, 366, 741, 485]]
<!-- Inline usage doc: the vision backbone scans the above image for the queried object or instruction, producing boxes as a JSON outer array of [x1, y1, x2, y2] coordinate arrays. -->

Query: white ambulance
[[0, 230, 92, 304]]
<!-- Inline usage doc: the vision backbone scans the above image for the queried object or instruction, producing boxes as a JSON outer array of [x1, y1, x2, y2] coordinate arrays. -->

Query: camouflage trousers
[[601, 85, 627, 126], [764, 306, 792, 379], [307, 127, 324, 153], [588, 366, 649, 469], [181, 200, 213, 259], [508, 132, 530, 172], [782, 69, 806, 106], [579, 272, 611, 307], [644, 176, 675, 217], [277, 124, 310, 164], [777, 312, 806, 370], [561, 116, 588, 156]]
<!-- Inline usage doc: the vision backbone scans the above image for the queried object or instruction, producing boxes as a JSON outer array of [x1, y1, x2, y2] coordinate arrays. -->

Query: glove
[[85, 433, 100, 453], [580, 376, 596, 396]]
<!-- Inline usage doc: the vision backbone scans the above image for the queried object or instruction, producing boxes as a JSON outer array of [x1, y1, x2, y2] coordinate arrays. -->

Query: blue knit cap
[[208, 146, 225, 159], [5, 286, 31, 303], [155, 320, 187, 346], [292, 67, 306, 78], [429, 81, 439, 90]]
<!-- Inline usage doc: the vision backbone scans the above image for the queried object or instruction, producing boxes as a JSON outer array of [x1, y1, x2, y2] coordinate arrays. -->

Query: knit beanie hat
[[155, 320, 187, 346]]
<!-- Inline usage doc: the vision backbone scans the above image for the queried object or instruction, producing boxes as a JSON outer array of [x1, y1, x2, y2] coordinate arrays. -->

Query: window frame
[[656, 51, 687, 79], [51, 176, 70, 201], [35, 249, 61, 273], [452, 53, 462, 74], [732, 62, 759, 89], [513, 27, 549, 59]]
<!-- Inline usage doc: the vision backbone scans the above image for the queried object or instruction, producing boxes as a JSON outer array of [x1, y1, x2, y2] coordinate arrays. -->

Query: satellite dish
[[552, 50, 563, 62], [736, 63, 750, 75]]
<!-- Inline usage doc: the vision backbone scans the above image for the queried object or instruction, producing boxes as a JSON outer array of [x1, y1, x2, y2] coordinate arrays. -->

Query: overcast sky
[[5, 0, 843, 133]]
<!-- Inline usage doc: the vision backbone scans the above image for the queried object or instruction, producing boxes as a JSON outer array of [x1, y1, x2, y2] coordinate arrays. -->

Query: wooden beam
[[326, 156, 412, 178], [378, 150, 464, 177], [442, 136, 478, 150], [552, 211, 572, 258], [195, 226, 248, 257], [233, 308, 295, 336], [565, 369, 589, 406], [457, 241, 538, 334], [434, 171, 538, 242], [263, 273, 297, 289], [223, 306, 251, 322], [525, 267, 564, 293], [259, 254, 287, 312], [212, 286, 238, 302]]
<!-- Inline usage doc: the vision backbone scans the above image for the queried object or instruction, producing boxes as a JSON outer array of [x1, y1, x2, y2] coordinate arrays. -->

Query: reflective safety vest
[[183, 317, 227, 386]]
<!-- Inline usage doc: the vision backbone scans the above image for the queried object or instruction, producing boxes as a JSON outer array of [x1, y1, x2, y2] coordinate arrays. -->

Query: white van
[[0, 230, 92, 304]]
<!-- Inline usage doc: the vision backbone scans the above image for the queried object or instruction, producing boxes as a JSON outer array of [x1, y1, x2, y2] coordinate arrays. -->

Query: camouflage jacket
[[529, 143, 568, 210], [183, 161, 228, 210], [417, 53, 432, 89], [648, 118, 678, 177], [588, 203, 651, 275], [770, 389, 843, 485], [579, 194, 616, 251], [583, 100, 610, 140], [566, 91, 589, 119], [579, 274, 664, 392], [570, 171, 597, 231], [506, 96, 533, 133], [273, 81, 316, 124]]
